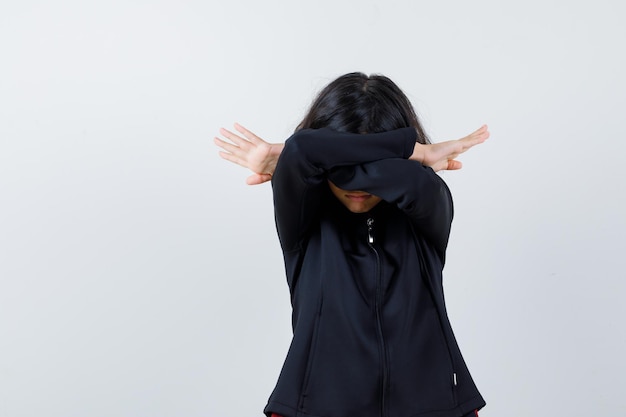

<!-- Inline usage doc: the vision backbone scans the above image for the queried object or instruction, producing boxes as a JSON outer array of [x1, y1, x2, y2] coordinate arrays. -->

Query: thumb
[[246, 173, 272, 185], [446, 160, 463, 170]]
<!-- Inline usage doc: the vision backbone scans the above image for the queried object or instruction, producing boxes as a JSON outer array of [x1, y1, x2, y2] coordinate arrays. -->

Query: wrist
[[270, 143, 285, 159], [410, 142, 425, 163], [266, 143, 285, 174]]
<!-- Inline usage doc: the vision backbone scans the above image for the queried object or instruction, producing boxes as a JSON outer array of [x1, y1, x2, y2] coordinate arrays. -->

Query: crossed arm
[[214, 123, 490, 184]]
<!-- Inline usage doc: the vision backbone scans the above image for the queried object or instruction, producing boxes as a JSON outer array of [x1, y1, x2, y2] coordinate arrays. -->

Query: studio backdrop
[[0, 1, 624, 416]]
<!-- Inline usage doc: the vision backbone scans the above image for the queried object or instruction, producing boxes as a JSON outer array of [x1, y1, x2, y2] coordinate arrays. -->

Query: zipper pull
[[367, 218, 374, 244]]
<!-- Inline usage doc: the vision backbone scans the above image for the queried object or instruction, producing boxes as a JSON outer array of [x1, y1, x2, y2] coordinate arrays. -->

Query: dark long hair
[[297, 72, 430, 144]]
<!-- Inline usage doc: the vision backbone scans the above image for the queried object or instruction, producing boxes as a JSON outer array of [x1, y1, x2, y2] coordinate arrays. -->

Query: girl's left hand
[[411, 125, 490, 172], [214, 123, 284, 185]]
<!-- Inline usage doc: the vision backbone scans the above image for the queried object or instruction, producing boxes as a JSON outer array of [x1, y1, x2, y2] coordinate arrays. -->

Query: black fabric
[[266, 128, 485, 417]]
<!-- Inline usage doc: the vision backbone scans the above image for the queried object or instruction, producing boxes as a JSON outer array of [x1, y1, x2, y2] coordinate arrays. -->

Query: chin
[[345, 202, 377, 213]]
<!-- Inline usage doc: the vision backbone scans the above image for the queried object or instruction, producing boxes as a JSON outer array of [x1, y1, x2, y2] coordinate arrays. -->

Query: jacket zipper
[[367, 217, 388, 417]]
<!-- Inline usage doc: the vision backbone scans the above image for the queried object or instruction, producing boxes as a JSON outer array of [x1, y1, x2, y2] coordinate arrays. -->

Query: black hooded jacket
[[265, 128, 485, 417]]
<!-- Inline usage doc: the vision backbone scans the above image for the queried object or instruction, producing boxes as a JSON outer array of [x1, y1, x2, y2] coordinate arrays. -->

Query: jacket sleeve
[[271, 127, 417, 252], [328, 159, 453, 256]]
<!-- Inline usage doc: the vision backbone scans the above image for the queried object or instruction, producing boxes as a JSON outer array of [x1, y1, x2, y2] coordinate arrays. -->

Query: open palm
[[417, 125, 490, 172], [214, 123, 283, 185]]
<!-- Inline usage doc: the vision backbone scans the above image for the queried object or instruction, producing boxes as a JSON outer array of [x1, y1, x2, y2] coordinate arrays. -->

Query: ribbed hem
[[265, 396, 485, 417]]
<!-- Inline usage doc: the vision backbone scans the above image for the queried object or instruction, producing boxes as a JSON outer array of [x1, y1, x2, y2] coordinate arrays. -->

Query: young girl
[[215, 73, 489, 417]]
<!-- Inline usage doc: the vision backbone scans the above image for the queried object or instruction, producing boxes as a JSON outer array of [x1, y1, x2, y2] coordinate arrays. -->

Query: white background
[[1, 1, 625, 416]]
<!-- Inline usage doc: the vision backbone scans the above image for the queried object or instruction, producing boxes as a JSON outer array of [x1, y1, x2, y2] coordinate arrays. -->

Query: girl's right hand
[[214, 123, 284, 185]]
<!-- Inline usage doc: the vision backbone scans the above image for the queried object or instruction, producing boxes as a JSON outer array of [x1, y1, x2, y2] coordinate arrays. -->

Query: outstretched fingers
[[215, 123, 279, 183], [218, 127, 252, 149], [458, 125, 490, 152], [214, 134, 251, 169], [465, 125, 490, 143], [214, 136, 242, 155], [216, 149, 246, 168], [215, 124, 260, 166], [426, 125, 490, 172], [234, 122, 264, 145]]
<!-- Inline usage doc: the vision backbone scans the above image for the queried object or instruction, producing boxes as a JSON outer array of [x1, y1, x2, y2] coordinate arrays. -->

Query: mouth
[[345, 194, 372, 202]]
